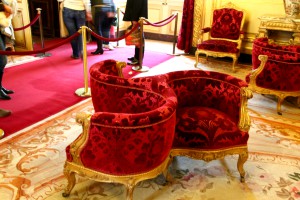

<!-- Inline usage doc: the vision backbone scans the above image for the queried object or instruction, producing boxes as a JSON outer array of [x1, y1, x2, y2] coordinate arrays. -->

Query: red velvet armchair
[[246, 37, 300, 115], [194, 2, 246, 72], [166, 70, 253, 182], [63, 60, 177, 200]]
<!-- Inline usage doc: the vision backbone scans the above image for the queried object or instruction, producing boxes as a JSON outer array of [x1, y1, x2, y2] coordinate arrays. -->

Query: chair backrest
[[166, 70, 248, 124], [251, 37, 300, 91], [210, 3, 245, 40]]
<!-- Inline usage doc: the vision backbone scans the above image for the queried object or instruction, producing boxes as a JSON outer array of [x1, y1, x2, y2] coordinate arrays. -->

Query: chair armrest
[[198, 27, 211, 44], [201, 27, 211, 33], [238, 87, 253, 131], [248, 55, 268, 88], [66, 112, 92, 164]]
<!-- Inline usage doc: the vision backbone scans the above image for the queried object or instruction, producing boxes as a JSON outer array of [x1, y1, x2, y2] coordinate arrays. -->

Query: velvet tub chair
[[194, 2, 246, 72], [246, 37, 300, 115], [63, 60, 177, 200], [166, 70, 253, 182]]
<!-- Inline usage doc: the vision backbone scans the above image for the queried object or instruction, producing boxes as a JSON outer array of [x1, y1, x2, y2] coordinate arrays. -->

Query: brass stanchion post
[[116, 7, 120, 47], [168, 13, 188, 56], [35, 8, 51, 57], [0, 129, 4, 139], [75, 26, 91, 97], [132, 18, 149, 72], [172, 13, 178, 55]]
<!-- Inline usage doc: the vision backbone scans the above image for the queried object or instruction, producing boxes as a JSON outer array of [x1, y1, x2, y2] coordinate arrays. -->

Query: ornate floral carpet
[[0, 56, 300, 200]]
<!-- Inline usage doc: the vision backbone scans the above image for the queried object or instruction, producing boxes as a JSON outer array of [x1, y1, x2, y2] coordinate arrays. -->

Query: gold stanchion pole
[[172, 13, 178, 55], [132, 18, 149, 72], [0, 129, 4, 139], [116, 7, 120, 47], [168, 13, 188, 56], [75, 26, 91, 97], [35, 8, 51, 57]]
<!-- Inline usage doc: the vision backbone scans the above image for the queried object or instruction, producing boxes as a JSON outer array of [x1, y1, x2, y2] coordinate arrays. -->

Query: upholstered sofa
[[63, 60, 177, 200], [246, 37, 300, 115], [165, 70, 252, 182], [63, 60, 253, 199]]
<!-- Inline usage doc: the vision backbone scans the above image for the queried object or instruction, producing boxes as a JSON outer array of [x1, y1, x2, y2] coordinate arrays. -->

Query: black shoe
[[127, 58, 139, 65], [71, 55, 80, 59], [91, 49, 104, 55], [127, 57, 135, 61], [0, 90, 11, 100], [2, 87, 14, 94], [0, 109, 11, 117]]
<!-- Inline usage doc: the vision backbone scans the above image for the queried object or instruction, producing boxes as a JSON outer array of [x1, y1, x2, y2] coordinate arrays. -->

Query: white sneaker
[[103, 44, 114, 50]]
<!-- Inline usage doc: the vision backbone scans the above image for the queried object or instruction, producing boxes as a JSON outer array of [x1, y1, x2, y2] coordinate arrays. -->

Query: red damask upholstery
[[195, 3, 245, 71], [63, 60, 177, 199], [246, 37, 300, 115], [63, 60, 253, 197], [165, 70, 252, 182]]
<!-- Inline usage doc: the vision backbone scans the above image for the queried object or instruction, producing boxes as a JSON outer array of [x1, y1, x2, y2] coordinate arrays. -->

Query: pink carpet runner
[[0, 39, 173, 137]]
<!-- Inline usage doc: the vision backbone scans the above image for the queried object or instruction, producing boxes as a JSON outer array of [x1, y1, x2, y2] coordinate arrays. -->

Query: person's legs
[[91, 9, 104, 54], [129, 39, 145, 65], [0, 34, 11, 100], [74, 9, 86, 56], [102, 14, 113, 49], [63, 8, 85, 58]]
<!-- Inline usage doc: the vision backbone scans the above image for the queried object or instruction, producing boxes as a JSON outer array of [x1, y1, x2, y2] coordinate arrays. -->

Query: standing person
[[91, 0, 116, 55], [0, 1, 13, 138], [0, 0, 14, 100], [63, 0, 92, 59], [123, 0, 148, 65], [1, 0, 17, 51]]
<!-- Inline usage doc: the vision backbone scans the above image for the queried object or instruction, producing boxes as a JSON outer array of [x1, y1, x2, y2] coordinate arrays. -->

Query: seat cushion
[[197, 39, 239, 53], [173, 107, 248, 150]]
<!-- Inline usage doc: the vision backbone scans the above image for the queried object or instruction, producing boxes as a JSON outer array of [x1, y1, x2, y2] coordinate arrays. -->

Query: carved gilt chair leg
[[237, 151, 248, 183], [165, 155, 175, 183], [277, 96, 285, 115], [195, 51, 200, 68], [62, 170, 76, 197], [232, 58, 237, 72], [126, 183, 135, 200]]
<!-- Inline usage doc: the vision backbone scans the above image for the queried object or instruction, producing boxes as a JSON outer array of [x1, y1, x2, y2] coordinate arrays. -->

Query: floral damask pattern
[[67, 60, 178, 176], [249, 37, 300, 91], [211, 8, 244, 40]]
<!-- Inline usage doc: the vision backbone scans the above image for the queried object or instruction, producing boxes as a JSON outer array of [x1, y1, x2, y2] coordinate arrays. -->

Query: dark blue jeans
[[93, 7, 111, 46], [63, 7, 86, 57], [0, 33, 7, 87]]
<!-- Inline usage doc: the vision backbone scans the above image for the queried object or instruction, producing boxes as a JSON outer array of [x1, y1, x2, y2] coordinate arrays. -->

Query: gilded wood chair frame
[[169, 86, 253, 182], [248, 55, 300, 115], [63, 112, 173, 200], [195, 2, 246, 72]]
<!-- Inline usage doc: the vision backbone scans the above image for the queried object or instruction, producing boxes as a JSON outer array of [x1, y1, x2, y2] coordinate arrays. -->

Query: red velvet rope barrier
[[0, 13, 177, 55], [0, 32, 81, 55], [143, 14, 177, 27], [89, 22, 140, 42], [119, 10, 176, 27], [14, 13, 41, 31]]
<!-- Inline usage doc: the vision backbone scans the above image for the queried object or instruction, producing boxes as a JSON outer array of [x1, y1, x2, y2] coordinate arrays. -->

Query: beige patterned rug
[[6, 55, 42, 68], [0, 56, 300, 200]]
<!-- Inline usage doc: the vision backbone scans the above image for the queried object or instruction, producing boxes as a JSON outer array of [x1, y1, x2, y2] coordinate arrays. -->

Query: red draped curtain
[[176, 0, 195, 53]]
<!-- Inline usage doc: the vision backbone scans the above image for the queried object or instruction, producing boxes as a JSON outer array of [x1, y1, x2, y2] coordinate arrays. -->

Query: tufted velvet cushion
[[246, 37, 300, 91], [174, 107, 248, 150], [197, 39, 239, 53], [211, 8, 243, 40]]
